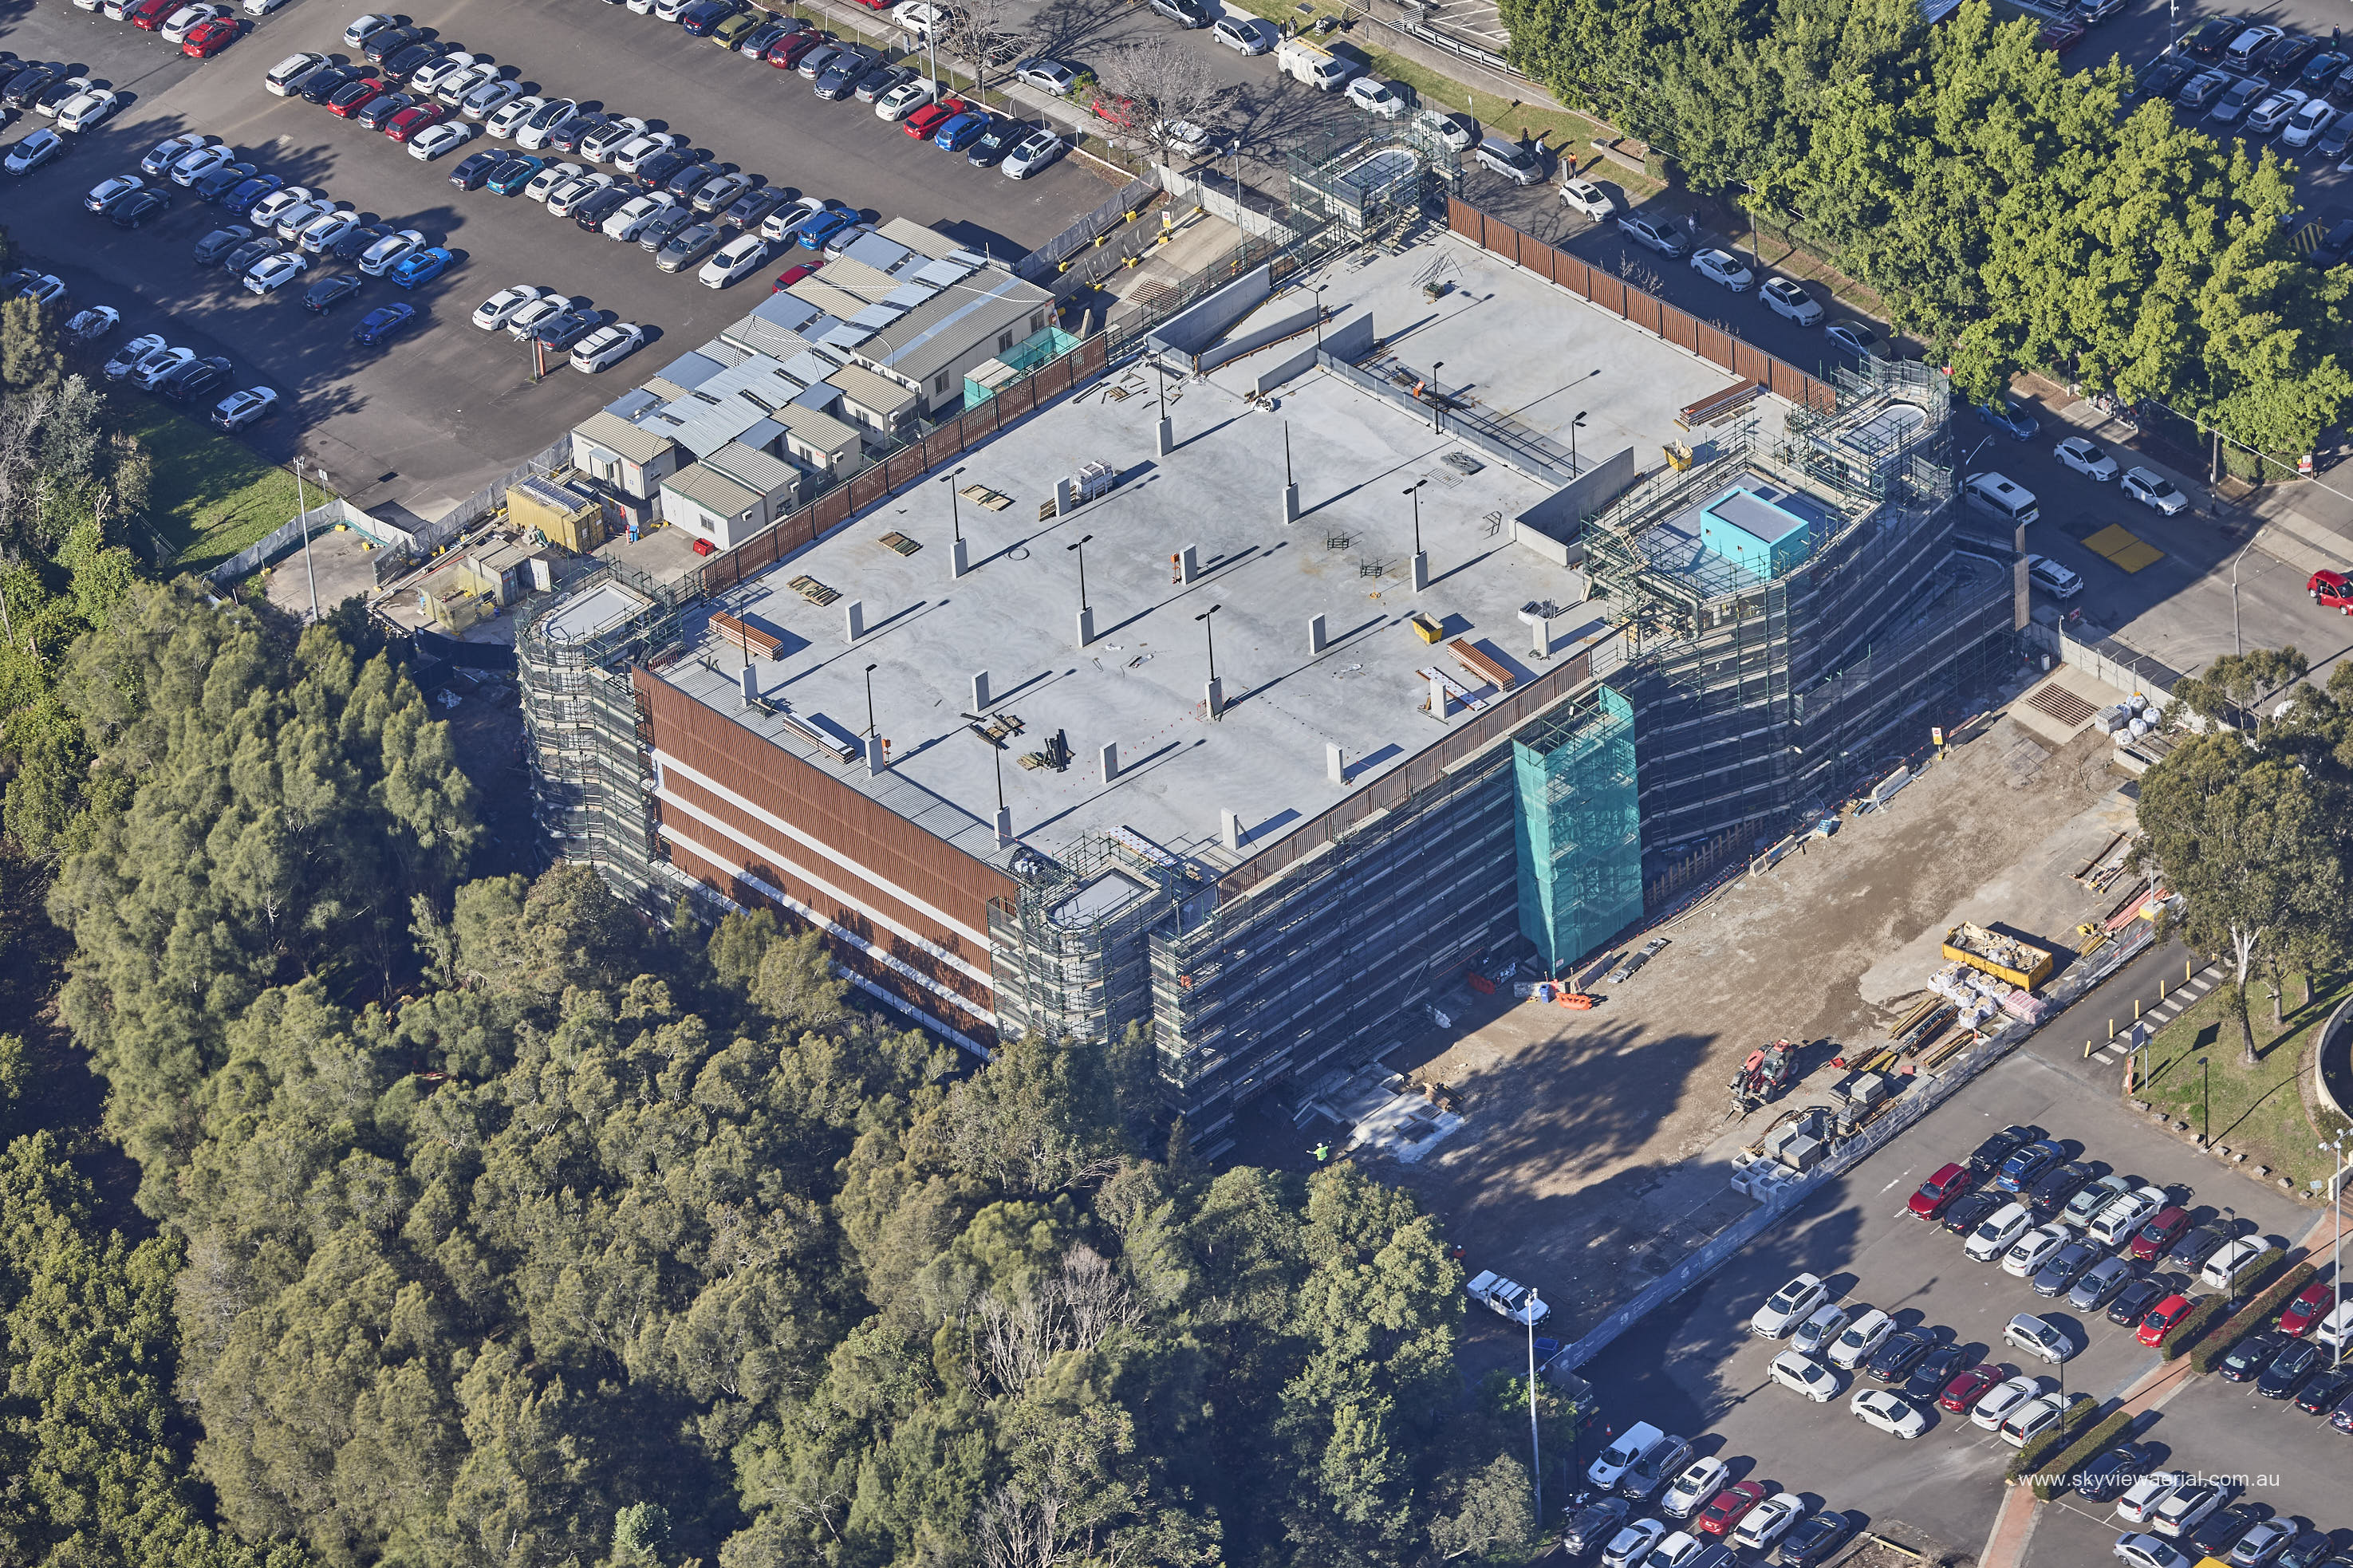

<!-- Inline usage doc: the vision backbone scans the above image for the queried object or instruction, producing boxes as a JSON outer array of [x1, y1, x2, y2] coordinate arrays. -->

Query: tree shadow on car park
[[1025, 0, 1149, 61]]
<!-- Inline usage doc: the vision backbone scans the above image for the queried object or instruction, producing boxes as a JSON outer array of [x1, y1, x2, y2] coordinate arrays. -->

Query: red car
[[2312, 570, 2353, 611], [325, 77, 388, 118], [383, 102, 447, 142], [1697, 1481, 1765, 1538], [2138, 1293, 2193, 1347], [2037, 17, 2085, 51], [768, 31, 826, 67], [902, 100, 961, 138], [1938, 1363, 2004, 1414], [771, 261, 822, 292], [181, 15, 237, 55], [126, 0, 178, 28], [2130, 1205, 2189, 1262], [2279, 1278, 2337, 1336], [1907, 1162, 1974, 1220]]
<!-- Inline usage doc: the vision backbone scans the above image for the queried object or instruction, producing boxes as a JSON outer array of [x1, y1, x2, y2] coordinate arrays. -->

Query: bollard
[[2085, 1039, 2095, 1060], [2110, 1018, 2117, 1040], [2135, 999, 2143, 1021]]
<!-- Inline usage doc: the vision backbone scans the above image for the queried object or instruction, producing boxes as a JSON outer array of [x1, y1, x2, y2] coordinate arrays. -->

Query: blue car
[[390, 246, 453, 289], [932, 110, 988, 152], [1977, 399, 2038, 440], [223, 172, 282, 211], [1995, 1138, 2064, 1195], [797, 207, 857, 250], [486, 155, 546, 196], [351, 302, 418, 345]]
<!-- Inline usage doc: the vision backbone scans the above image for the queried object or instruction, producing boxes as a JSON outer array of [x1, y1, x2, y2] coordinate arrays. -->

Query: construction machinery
[[1731, 1039, 1795, 1112]]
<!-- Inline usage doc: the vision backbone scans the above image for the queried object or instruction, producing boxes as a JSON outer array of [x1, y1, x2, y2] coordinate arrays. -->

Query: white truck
[[1276, 35, 1356, 91], [1466, 1269, 1551, 1326]]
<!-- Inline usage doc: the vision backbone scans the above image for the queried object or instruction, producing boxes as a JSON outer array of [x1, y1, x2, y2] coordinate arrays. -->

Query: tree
[[1427, 1455, 1537, 1562], [1096, 37, 1225, 164], [0, 297, 61, 395], [2135, 725, 2346, 1064]]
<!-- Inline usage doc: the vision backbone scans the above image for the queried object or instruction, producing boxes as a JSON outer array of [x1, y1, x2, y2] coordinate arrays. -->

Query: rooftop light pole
[[1404, 478, 1427, 556], [1571, 410, 1589, 476], [942, 464, 967, 543], [863, 661, 879, 736], [1067, 533, 1093, 609], [1196, 602, 1222, 684], [1429, 360, 1445, 432]]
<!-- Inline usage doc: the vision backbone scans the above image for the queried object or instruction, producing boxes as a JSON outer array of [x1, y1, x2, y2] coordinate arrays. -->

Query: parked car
[[1750, 1273, 1830, 1338], [2138, 1293, 2196, 1347], [2217, 1329, 2291, 1382], [349, 301, 418, 345], [1909, 1163, 1975, 1219]]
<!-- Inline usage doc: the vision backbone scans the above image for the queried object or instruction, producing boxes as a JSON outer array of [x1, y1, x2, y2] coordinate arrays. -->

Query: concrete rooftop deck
[[656, 234, 1752, 869]]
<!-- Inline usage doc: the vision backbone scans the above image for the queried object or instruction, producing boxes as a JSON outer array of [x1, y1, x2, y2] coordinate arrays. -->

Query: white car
[[1212, 14, 1272, 52], [2055, 435, 2120, 479], [409, 122, 481, 161], [1965, 1200, 2032, 1262], [605, 193, 678, 241], [1790, 1302, 1849, 1357], [408, 51, 479, 97], [357, 229, 428, 277], [2002, 1223, 2070, 1278], [1997, 1392, 2065, 1447], [2150, 1481, 2223, 1538], [1767, 1349, 1839, 1401], [1417, 109, 1475, 151], [1750, 1273, 1829, 1338], [1760, 276, 1823, 325], [889, 0, 944, 34], [1560, 177, 1615, 219], [505, 294, 579, 340], [1826, 1307, 1893, 1370], [2026, 554, 2083, 600], [298, 209, 363, 253], [1970, 1374, 2041, 1432], [211, 385, 278, 430], [526, 162, 589, 202], [160, 5, 226, 42], [1732, 1494, 1806, 1553], [1012, 57, 1079, 96], [55, 88, 122, 134], [1601, 1519, 1667, 1568], [2245, 88, 2308, 135], [612, 136, 681, 175], [244, 249, 312, 294], [546, 172, 618, 217], [2087, 1186, 2168, 1247], [272, 199, 336, 241], [343, 13, 395, 48], [264, 52, 327, 96], [2121, 466, 2189, 514], [486, 94, 546, 138], [65, 305, 119, 341], [1003, 131, 1065, 180], [2115, 1533, 2193, 1568], [16, 274, 66, 306], [247, 185, 313, 227], [514, 98, 579, 151], [1848, 1388, 1926, 1439], [1689, 247, 1753, 290], [1659, 1456, 1728, 1519], [762, 195, 830, 242], [1346, 76, 1407, 117], [698, 232, 770, 288], [104, 334, 169, 380], [130, 347, 195, 391], [85, 173, 144, 211], [472, 285, 549, 329], [242, 0, 290, 14], [570, 321, 644, 372], [581, 116, 649, 163], [1648, 1531, 1705, 1568], [2116, 1475, 2184, 1527], [2199, 1236, 2269, 1293], [435, 63, 500, 108], [5, 129, 69, 175], [171, 144, 235, 185], [2283, 97, 2336, 148], [462, 77, 525, 120], [2309, 1300, 2353, 1350], [874, 77, 937, 120], [1825, 321, 1880, 358]]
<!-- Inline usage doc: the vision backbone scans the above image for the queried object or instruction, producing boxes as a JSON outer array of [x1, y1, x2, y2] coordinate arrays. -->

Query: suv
[[2026, 555, 2083, 600]]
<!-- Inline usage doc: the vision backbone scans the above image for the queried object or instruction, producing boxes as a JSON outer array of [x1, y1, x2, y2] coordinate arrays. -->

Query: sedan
[[1849, 1388, 1927, 1439], [64, 305, 118, 341], [2115, 1535, 2193, 1568], [1013, 57, 1078, 95], [2188, 1503, 2264, 1560], [302, 272, 363, 313], [384, 104, 450, 143], [656, 222, 723, 272], [569, 321, 644, 372], [471, 284, 549, 329], [1003, 130, 1065, 179], [2109, 1272, 2167, 1322], [85, 172, 144, 212], [349, 301, 418, 345], [1213, 14, 1273, 52], [512, 97, 578, 149], [525, 309, 598, 350], [243, 249, 311, 294], [2034, 1240, 2100, 1297], [1977, 399, 2040, 439], [105, 334, 170, 380], [191, 160, 258, 200], [2071, 1256, 2138, 1312], [2292, 1364, 2353, 1414], [2219, 1330, 2292, 1383], [2065, 1173, 2134, 1228], [160, 4, 226, 41], [1908, 1162, 1974, 1219], [2226, 1519, 2296, 1568], [449, 149, 503, 190], [2282, 98, 2335, 148], [109, 189, 171, 228], [1618, 213, 1689, 257], [2138, 1293, 2196, 1346], [2277, 1278, 2336, 1335], [5, 130, 69, 176], [486, 94, 546, 138], [388, 246, 453, 288], [130, 347, 196, 391], [408, 51, 479, 97], [933, 110, 991, 152], [2118, 1475, 2185, 1527], [182, 19, 238, 57], [691, 170, 755, 215], [221, 236, 282, 274], [211, 385, 277, 429], [1779, 1512, 1855, 1568], [875, 77, 936, 119], [2054, 435, 2121, 480], [2258, 1338, 2323, 1398], [1689, 247, 1752, 290], [194, 223, 252, 265], [2075, 1442, 2154, 1500], [344, 13, 395, 49], [2121, 467, 2189, 514]]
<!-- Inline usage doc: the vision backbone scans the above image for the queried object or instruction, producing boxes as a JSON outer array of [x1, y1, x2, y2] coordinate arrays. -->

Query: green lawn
[[113, 399, 328, 573], [2134, 972, 2353, 1199]]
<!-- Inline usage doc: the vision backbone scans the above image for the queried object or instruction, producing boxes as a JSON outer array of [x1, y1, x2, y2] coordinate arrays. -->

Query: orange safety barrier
[[1555, 992, 1596, 1010]]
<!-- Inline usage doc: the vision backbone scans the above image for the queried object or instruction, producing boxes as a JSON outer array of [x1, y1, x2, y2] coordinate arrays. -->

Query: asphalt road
[[1543, 953, 2326, 1565], [0, 0, 1105, 520]]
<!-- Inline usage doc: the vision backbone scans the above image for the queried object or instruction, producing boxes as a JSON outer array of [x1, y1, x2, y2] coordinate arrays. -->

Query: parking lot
[[0, 0, 1108, 522], [1557, 1003, 2337, 1567]]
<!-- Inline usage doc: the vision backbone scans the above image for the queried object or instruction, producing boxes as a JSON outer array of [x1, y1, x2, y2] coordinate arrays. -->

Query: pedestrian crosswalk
[[2091, 963, 2218, 1064]]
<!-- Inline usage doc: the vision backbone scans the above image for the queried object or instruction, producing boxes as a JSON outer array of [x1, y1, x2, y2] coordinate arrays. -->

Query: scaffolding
[[1286, 116, 1460, 233], [986, 832, 1207, 1050], [1513, 687, 1642, 975]]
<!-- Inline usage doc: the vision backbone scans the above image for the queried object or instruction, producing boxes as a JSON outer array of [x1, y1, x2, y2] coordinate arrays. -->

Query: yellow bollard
[[2186, 959, 2193, 984], [2136, 999, 2143, 1021], [2085, 1039, 2095, 1060], [2109, 1018, 2117, 1040]]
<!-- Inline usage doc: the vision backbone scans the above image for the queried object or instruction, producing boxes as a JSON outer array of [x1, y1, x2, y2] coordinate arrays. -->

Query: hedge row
[[2188, 1256, 2312, 1374], [2004, 1394, 2097, 1484], [2159, 1294, 2231, 1361], [2030, 1409, 2135, 1500]]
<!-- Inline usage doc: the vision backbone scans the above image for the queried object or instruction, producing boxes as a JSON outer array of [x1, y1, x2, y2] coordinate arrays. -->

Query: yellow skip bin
[[2081, 523, 2165, 573]]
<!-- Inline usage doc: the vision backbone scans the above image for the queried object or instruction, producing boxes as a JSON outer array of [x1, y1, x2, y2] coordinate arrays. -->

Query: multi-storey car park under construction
[[517, 223, 2016, 1140]]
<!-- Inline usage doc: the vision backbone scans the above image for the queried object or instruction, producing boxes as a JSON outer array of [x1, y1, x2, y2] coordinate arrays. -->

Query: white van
[[1473, 135, 1545, 186], [1964, 471, 2040, 528], [1585, 1421, 1664, 1490]]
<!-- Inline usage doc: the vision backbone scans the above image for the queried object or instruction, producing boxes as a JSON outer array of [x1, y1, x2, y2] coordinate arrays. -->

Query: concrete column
[[1326, 742, 1346, 786], [739, 664, 759, 706], [864, 733, 886, 775], [843, 599, 865, 641], [1099, 741, 1118, 784], [1157, 415, 1174, 456], [1054, 477, 1074, 515], [972, 671, 991, 711], [1410, 552, 1430, 593], [1283, 482, 1301, 524], [951, 537, 971, 578], [1180, 544, 1200, 584], [1519, 609, 1551, 659], [1220, 809, 1243, 851], [1076, 605, 1097, 646], [1204, 676, 1224, 719], [1429, 671, 1449, 720], [1309, 613, 1328, 656], [995, 805, 1014, 847]]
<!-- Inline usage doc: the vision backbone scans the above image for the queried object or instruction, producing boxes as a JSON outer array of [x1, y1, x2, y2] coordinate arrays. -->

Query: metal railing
[[1017, 175, 1166, 281]]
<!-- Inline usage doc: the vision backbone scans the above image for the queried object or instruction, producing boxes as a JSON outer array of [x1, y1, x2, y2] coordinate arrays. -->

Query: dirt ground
[[1382, 713, 2134, 1337]]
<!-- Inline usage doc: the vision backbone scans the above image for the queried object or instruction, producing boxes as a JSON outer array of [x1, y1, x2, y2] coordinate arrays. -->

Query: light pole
[[1066, 533, 1092, 609], [292, 455, 320, 623], [1404, 479, 1427, 556], [863, 661, 879, 736], [2198, 1056, 2210, 1147], [1429, 360, 1445, 431], [1196, 602, 1221, 684], [942, 464, 967, 543], [1313, 282, 1330, 351], [1570, 410, 1588, 477], [1527, 1292, 1543, 1527], [2323, 1135, 2351, 1365], [2229, 534, 2261, 656]]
